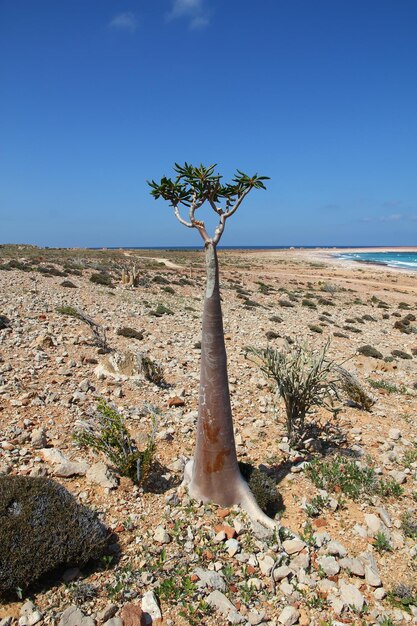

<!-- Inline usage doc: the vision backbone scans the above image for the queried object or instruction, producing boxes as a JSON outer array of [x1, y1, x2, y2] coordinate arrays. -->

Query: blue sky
[[1, 0, 416, 247]]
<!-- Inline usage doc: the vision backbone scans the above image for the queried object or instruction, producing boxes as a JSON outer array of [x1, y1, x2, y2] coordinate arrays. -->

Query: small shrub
[[398, 302, 411, 310], [343, 325, 362, 333], [309, 324, 323, 334], [0, 314, 10, 330], [306, 455, 403, 501], [117, 327, 144, 340], [243, 298, 261, 308], [61, 280, 77, 288], [150, 304, 174, 317], [138, 354, 165, 386], [0, 476, 109, 597], [373, 531, 392, 553], [57, 306, 108, 351], [90, 272, 114, 287], [391, 349, 412, 360], [357, 345, 383, 359], [335, 366, 375, 411], [369, 379, 400, 394], [302, 299, 317, 309], [152, 275, 169, 284], [362, 314, 376, 322], [279, 299, 295, 308], [239, 463, 280, 517], [317, 297, 335, 306], [333, 331, 349, 338], [387, 584, 417, 614], [247, 340, 340, 446], [401, 511, 417, 539], [266, 330, 280, 340], [162, 286, 175, 295], [74, 401, 157, 485], [269, 315, 283, 323]]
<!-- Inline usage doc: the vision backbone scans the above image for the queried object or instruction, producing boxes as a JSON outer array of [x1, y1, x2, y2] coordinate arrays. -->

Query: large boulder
[[0, 476, 109, 597]]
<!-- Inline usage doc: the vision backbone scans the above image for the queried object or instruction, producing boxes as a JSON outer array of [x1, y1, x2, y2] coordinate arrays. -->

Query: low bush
[[117, 327, 144, 340], [90, 272, 114, 287], [0, 476, 109, 597], [74, 401, 157, 485], [357, 345, 383, 359]]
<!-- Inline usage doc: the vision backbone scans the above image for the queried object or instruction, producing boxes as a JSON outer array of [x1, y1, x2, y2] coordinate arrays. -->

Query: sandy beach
[[0, 244, 416, 625]]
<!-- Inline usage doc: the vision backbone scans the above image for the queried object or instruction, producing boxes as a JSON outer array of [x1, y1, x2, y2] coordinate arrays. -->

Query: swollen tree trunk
[[185, 243, 278, 528]]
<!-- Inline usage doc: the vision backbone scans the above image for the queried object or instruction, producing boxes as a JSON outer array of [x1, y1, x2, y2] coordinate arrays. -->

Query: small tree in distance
[[148, 163, 277, 529]]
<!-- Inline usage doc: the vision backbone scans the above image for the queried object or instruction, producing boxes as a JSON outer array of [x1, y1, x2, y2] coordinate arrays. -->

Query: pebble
[[153, 525, 171, 544], [282, 538, 305, 554], [194, 567, 226, 592], [58, 606, 95, 626], [339, 581, 366, 612], [318, 555, 340, 576], [278, 606, 299, 626], [86, 462, 119, 489], [272, 565, 292, 581]]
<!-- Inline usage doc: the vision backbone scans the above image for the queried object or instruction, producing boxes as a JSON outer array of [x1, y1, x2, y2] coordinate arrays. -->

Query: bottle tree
[[149, 163, 277, 529]]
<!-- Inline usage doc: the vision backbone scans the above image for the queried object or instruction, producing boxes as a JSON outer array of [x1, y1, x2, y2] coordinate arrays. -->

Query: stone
[[141, 591, 162, 625], [225, 538, 240, 556], [359, 552, 382, 587], [364, 513, 382, 535], [54, 460, 89, 477], [59, 606, 95, 626], [325, 540, 347, 557], [30, 428, 47, 449], [153, 526, 171, 544], [168, 396, 185, 408], [282, 538, 305, 554], [19, 601, 42, 626], [339, 557, 365, 577], [272, 565, 292, 581], [86, 462, 119, 489], [258, 554, 275, 576], [121, 603, 144, 626], [103, 620, 123, 626], [388, 428, 401, 440], [247, 610, 266, 625], [40, 447, 67, 464], [388, 469, 407, 484], [206, 590, 240, 617], [193, 567, 226, 592], [97, 605, 118, 623], [378, 507, 392, 528], [374, 587, 387, 600], [339, 581, 366, 612], [278, 606, 300, 626], [318, 556, 340, 577]]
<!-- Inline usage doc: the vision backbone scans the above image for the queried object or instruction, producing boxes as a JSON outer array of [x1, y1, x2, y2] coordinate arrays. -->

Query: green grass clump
[[306, 455, 403, 501], [150, 304, 174, 316], [74, 401, 157, 485], [302, 299, 317, 309], [373, 531, 392, 553], [56, 305, 83, 319], [369, 379, 401, 394]]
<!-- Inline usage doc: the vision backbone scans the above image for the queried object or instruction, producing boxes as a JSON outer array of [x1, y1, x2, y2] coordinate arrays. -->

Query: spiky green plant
[[247, 340, 341, 445], [74, 401, 157, 485]]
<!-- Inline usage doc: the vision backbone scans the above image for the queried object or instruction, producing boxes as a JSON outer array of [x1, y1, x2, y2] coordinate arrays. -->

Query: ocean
[[338, 251, 417, 271]]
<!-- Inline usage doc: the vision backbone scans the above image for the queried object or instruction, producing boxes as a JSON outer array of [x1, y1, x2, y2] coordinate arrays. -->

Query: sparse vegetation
[[306, 455, 403, 500], [90, 272, 114, 287], [247, 340, 341, 445], [74, 401, 157, 485], [117, 327, 144, 340], [357, 345, 383, 359]]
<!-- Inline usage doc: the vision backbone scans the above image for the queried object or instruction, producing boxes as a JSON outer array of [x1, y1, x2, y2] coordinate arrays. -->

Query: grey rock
[[54, 460, 89, 477], [272, 565, 292, 581], [141, 591, 162, 624], [377, 507, 392, 528], [153, 526, 171, 544], [325, 540, 347, 557], [0, 619, 13, 626], [86, 463, 118, 489], [97, 605, 118, 623], [282, 539, 305, 554], [388, 469, 407, 484], [374, 587, 387, 600], [318, 556, 340, 577], [247, 610, 266, 625], [388, 428, 401, 440], [225, 538, 240, 556], [258, 554, 275, 576], [339, 581, 366, 612], [30, 428, 48, 449], [194, 567, 226, 592], [339, 557, 365, 577], [206, 590, 242, 619], [278, 606, 299, 626], [359, 552, 381, 587], [59, 606, 95, 626], [364, 513, 382, 535]]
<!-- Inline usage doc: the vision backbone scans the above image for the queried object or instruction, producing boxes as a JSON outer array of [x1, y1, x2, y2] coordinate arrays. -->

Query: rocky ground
[[0, 244, 416, 626]]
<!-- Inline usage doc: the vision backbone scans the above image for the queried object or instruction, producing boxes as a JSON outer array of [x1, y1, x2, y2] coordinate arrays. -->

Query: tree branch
[[222, 187, 251, 219], [174, 205, 193, 228]]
